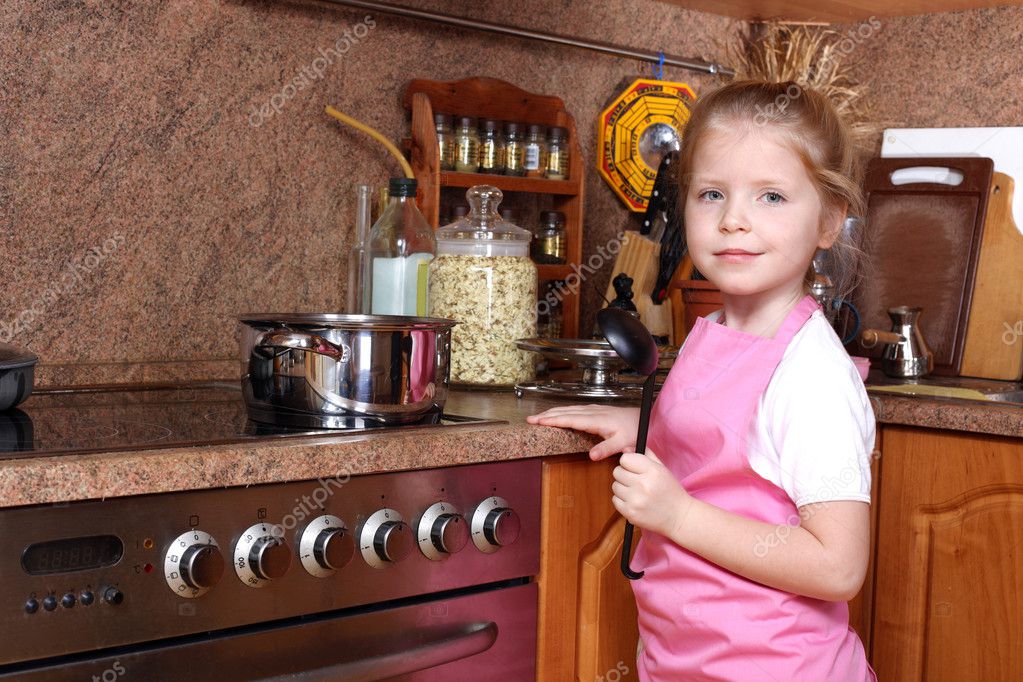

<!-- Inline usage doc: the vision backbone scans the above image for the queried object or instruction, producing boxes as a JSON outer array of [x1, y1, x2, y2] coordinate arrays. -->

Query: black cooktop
[[0, 383, 485, 460]]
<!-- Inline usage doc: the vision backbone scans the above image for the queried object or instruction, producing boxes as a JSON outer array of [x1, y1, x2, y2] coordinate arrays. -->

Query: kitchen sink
[[985, 390, 1023, 404], [865, 370, 1023, 406]]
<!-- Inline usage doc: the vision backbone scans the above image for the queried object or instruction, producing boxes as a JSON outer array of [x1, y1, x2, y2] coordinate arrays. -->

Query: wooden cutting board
[[852, 157, 994, 376], [604, 231, 674, 340], [960, 172, 1023, 380]]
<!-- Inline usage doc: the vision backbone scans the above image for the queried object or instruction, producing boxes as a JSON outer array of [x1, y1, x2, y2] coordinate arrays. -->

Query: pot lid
[[238, 313, 456, 331], [0, 343, 39, 370]]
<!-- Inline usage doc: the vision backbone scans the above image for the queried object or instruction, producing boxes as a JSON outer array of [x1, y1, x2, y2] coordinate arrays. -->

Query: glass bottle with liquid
[[345, 184, 373, 313], [364, 178, 436, 316]]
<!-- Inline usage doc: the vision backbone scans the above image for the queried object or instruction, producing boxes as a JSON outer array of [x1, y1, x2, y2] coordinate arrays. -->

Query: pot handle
[[254, 329, 351, 363]]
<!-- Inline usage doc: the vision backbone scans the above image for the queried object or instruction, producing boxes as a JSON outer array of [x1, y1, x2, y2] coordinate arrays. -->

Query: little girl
[[529, 80, 877, 681]]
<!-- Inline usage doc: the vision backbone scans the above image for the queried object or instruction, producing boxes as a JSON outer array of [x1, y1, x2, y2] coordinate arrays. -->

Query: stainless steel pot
[[239, 314, 455, 428], [0, 343, 37, 411]]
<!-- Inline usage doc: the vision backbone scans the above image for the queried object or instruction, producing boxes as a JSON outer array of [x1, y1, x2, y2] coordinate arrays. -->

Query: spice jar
[[503, 122, 526, 176], [523, 124, 547, 178], [454, 116, 480, 173], [429, 185, 537, 386], [532, 210, 566, 264], [478, 119, 505, 174], [498, 207, 518, 225], [537, 281, 564, 338], [434, 113, 456, 171], [545, 126, 569, 180]]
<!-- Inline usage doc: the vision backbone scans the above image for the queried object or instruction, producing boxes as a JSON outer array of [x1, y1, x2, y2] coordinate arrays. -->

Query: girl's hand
[[612, 450, 693, 538], [526, 405, 639, 460]]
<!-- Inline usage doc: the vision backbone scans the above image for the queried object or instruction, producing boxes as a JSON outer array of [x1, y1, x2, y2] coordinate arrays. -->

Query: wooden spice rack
[[402, 77, 584, 338]]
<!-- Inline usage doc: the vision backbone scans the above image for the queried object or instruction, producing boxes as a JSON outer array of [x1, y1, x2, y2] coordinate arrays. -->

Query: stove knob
[[359, 508, 413, 568], [471, 496, 521, 553], [234, 523, 291, 588], [417, 502, 469, 561], [102, 587, 124, 605], [250, 536, 292, 580], [299, 514, 355, 577], [164, 530, 223, 598]]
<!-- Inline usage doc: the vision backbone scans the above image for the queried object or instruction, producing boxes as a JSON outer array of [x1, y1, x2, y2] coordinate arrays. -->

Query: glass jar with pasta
[[429, 185, 537, 386]]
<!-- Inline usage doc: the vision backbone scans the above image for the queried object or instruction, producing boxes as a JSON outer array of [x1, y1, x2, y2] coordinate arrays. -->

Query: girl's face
[[684, 125, 839, 306]]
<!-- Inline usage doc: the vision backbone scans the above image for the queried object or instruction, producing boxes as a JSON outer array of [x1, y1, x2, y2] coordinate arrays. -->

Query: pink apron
[[632, 294, 876, 681]]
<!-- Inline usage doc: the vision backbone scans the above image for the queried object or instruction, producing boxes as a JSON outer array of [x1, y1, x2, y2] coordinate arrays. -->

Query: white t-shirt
[[701, 307, 874, 508]]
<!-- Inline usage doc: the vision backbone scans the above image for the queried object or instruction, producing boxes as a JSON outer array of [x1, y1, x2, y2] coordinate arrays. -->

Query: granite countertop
[[0, 385, 1019, 509], [0, 390, 600, 509]]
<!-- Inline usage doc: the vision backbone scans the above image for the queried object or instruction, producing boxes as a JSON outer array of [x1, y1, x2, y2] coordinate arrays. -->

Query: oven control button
[[79, 590, 94, 606], [359, 508, 412, 568], [471, 496, 521, 553], [24, 598, 39, 614], [101, 587, 123, 605], [60, 593, 76, 609], [234, 523, 291, 588], [417, 502, 469, 561], [299, 515, 355, 577], [165, 530, 223, 598], [42, 595, 57, 612]]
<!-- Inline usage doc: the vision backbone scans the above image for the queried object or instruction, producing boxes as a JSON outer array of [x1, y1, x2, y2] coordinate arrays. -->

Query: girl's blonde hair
[[677, 79, 866, 303]]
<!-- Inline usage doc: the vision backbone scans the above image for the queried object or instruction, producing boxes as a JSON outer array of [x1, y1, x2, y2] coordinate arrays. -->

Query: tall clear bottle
[[345, 184, 373, 314], [364, 178, 436, 316]]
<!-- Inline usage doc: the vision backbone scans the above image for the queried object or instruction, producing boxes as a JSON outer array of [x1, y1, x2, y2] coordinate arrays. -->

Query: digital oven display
[[21, 535, 124, 575]]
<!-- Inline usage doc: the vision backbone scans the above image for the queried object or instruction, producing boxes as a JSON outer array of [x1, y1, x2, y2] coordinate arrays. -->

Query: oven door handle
[[258, 620, 498, 682]]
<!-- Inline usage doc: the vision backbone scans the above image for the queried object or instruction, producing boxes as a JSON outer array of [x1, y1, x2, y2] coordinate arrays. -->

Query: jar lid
[[481, 119, 501, 132], [436, 185, 532, 257], [434, 112, 452, 125], [540, 210, 565, 225], [458, 116, 477, 128], [548, 126, 567, 140], [528, 124, 545, 136], [505, 122, 523, 135]]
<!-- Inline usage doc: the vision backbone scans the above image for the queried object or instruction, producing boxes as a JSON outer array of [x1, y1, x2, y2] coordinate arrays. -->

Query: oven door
[[0, 582, 536, 681]]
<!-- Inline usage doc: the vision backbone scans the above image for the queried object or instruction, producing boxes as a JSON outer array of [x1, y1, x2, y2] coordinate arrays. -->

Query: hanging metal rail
[[314, 0, 734, 77]]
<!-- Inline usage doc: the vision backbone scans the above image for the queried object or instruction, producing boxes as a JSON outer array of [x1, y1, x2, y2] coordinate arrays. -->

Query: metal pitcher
[[860, 306, 935, 378]]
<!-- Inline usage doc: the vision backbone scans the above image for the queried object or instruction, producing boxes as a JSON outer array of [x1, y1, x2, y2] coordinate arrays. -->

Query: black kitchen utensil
[[640, 151, 688, 304], [596, 307, 659, 580], [0, 344, 38, 411]]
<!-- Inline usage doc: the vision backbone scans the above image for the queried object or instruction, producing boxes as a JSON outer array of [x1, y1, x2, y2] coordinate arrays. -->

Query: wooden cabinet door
[[873, 426, 1023, 681], [537, 454, 640, 681]]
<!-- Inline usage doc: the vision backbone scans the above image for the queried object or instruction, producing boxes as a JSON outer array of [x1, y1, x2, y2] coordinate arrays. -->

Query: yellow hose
[[325, 105, 414, 179]]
